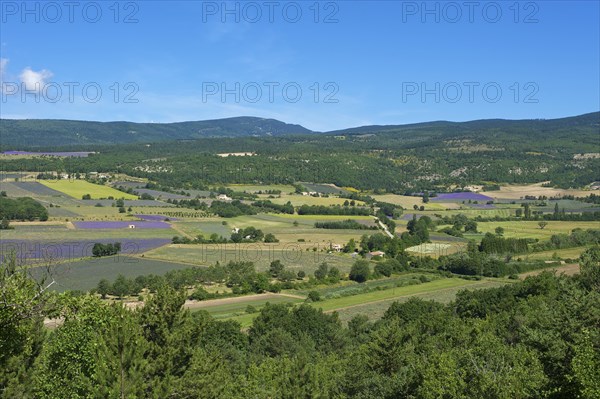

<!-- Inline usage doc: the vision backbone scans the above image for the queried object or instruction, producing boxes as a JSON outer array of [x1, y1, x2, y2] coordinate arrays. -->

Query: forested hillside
[[0, 117, 312, 146]]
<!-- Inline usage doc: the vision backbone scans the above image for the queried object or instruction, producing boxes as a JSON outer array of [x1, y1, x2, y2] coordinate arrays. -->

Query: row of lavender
[[1, 238, 171, 262]]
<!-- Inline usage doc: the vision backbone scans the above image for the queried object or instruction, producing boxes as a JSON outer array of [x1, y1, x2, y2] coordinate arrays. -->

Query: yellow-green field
[[372, 194, 425, 208], [473, 221, 600, 240], [40, 180, 138, 200], [265, 193, 364, 206]]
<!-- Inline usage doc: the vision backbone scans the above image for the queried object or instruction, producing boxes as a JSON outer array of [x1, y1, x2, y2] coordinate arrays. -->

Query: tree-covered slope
[[0, 117, 313, 147]]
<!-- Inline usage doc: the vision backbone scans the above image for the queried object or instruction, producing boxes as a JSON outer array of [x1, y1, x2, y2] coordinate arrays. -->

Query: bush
[[246, 305, 257, 314], [349, 260, 370, 283], [307, 291, 321, 302], [374, 263, 392, 277]]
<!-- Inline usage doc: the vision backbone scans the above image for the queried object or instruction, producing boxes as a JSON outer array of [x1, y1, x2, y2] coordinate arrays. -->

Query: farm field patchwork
[[39, 180, 138, 200]]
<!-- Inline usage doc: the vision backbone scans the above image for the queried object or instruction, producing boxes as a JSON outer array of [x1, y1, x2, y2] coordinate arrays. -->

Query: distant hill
[[325, 112, 600, 136], [0, 117, 313, 147], [1, 112, 598, 148]]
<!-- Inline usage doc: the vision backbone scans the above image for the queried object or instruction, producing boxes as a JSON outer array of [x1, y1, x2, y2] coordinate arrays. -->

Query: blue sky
[[1, 1, 598, 131]]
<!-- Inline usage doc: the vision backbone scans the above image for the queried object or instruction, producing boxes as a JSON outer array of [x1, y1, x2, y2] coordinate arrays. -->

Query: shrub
[[349, 260, 370, 283], [307, 291, 321, 302]]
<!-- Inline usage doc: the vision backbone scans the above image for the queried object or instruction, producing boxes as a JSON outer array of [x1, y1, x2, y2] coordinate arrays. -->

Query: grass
[[525, 245, 592, 260], [39, 180, 138, 200], [190, 295, 302, 320], [473, 221, 600, 240]]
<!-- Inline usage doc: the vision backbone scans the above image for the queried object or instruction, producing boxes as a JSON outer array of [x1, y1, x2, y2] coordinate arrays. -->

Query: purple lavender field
[[135, 214, 180, 221], [2, 151, 94, 157], [432, 192, 493, 202], [73, 221, 172, 229], [1, 238, 170, 261]]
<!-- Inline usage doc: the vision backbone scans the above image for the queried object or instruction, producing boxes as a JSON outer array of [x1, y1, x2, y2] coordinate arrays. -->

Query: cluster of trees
[[172, 227, 278, 245], [479, 233, 530, 254], [0, 196, 48, 221], [251, 200, 294, 214], [436, 213, 478, 235], [3, 246, 599, 397], [314, 219, 377, 230], [297, 204, 371, 216], [209, 200, 257, 218], [231, 227, 278, 243], [532, 228, 600, 252], [91, 242, 121, 257]]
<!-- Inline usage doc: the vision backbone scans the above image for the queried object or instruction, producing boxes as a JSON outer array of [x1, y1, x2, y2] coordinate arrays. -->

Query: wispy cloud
[[19, 67, 53, 92]]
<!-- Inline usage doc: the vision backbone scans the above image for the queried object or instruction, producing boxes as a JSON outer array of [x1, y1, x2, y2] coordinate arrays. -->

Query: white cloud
[[19, 67, 53, 92]]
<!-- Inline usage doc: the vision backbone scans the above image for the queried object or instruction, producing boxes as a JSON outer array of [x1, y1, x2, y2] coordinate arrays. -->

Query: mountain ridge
[[1, 112, 598, 148]]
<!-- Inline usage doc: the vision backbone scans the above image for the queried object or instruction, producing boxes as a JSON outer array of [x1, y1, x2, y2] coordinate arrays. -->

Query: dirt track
[[519, 263, 580, 279], [184, 292, 304, 310]]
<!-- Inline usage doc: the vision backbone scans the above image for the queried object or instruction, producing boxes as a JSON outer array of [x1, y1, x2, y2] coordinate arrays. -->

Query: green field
[[189, 294, 302, 320], [39, 180, 138, 200], [525, 245, 593, 260], [470, 221, 600, 240]]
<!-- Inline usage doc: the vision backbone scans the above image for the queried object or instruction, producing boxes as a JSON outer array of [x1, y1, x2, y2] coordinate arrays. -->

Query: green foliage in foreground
[[1, 248, 599, 398]]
